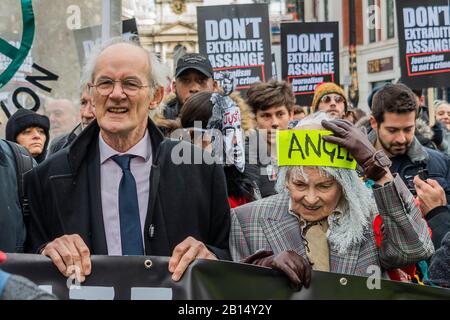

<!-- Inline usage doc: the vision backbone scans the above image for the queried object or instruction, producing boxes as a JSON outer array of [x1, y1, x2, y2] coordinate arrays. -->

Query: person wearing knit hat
[[311, 82, 348, 119], [5, 108, 50, 163]]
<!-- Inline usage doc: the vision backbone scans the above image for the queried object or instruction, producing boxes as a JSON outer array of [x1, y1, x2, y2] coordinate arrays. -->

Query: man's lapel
[[87, 138, 108, 254]]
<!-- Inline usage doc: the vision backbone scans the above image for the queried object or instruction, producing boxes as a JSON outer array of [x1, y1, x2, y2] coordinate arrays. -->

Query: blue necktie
[[112, 155, 144, 255]]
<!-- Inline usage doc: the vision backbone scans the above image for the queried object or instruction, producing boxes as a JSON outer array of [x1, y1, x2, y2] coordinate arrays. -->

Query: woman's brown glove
[[244, 250, 311, 290], [321, 119, 391, 181]]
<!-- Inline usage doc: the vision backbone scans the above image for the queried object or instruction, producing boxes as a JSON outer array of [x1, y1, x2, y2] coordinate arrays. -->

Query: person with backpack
[[0, 138, 35, 253]]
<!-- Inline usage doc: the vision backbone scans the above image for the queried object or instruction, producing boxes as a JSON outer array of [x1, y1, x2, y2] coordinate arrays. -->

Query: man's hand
[[414, 176, 446, 216], [41, 234, 91, 282], [168, 236, 217, 282]]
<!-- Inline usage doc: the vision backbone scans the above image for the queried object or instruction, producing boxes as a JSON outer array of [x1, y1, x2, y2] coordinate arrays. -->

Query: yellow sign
[[277, 130, 357, 169]]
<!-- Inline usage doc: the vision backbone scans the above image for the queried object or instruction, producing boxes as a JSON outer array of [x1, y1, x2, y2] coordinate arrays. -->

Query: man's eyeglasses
[[320, 94, 345, 104], [89, 79, 149, 97]]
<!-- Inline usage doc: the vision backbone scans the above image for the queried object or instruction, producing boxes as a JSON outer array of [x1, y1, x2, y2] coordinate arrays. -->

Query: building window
[[368, 0, 376, 43], [286, 0, 305, 22], [386, 0, 395, 39]]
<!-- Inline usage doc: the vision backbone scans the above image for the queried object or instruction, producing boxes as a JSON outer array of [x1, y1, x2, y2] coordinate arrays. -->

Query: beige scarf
[[302, 219, 330, 272]]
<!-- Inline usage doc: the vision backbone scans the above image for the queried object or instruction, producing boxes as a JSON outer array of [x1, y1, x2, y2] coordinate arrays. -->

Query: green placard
[[277, 130, 357, 169]]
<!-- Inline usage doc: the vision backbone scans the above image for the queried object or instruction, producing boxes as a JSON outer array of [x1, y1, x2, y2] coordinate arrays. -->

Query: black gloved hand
[[245, 250, 312, 290], [432, 122, 444, 146]]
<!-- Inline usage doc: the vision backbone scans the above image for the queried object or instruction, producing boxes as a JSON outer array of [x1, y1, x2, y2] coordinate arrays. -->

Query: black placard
[[197, 4, 272, 93], [396, 0, 450, 89], [281, 22, 340, 106]]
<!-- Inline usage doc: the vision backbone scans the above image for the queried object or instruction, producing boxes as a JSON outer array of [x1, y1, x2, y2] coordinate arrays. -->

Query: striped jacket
[[230, 175, 434, 276]]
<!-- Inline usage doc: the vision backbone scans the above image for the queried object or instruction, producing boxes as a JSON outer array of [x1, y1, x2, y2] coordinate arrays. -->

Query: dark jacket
[[369, 130, 450, 249], [0, 139, 25, 253], [25, 119, 231, 260], [426, 206, 450, 249], [163, 97, 181, 121], [428, 231, 450, 288], [46, 123, 81, 157]]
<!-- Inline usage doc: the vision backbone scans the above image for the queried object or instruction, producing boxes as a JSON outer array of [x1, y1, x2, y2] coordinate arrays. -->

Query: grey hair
[[81, 37, 170, 96], [296, 110, 332, 127], [275, 111, 377, 254], [434, 99, 450, 111]]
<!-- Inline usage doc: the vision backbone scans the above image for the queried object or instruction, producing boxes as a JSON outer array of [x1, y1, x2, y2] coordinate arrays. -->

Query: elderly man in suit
[[25, 39, 230, 282]]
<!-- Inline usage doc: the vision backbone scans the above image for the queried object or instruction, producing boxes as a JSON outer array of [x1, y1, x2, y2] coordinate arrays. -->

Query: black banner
[[281, 22, 339, 106], [73, 18, 139, 67], [396, 0, 450, 89], [197, 4, 272, 93], [2, 254, 450, 300]]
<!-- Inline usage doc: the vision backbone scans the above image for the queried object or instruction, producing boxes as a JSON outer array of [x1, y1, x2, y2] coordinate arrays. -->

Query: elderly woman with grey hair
[[230, 113, 434, 289]]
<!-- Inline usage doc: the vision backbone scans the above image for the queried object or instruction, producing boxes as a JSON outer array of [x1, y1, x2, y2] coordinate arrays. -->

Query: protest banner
[[281, 22, 339, 106], [197, 4, 272, 93], [2, 254, 449, 300], [396, 0, 450, 88]]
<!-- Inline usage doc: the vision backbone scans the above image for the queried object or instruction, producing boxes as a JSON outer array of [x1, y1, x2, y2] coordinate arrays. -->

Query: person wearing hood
[[230, 112, 434, 289], [5, 108, 50, 163], [311, 82, 348, 119]]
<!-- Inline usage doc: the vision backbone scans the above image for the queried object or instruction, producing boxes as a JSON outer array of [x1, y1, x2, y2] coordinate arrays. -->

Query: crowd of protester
[[1, 38, 450, 299]]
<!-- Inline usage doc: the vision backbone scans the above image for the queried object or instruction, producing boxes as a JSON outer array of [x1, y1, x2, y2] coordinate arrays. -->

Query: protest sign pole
[[101, 0, 122, 43], [101, 0, 111, 43]]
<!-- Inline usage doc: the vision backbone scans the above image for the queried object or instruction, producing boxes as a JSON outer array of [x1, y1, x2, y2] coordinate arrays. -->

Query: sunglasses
[[320, 94, 345, 104]]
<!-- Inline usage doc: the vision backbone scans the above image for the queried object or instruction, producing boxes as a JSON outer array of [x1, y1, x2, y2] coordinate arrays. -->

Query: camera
[[402, 167, 428, 196], [417, 169, 429, 181]]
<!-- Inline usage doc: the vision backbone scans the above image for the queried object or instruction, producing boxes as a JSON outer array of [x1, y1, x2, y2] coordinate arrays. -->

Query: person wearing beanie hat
[[5, 108, 50, 163], [311, 82, 348, 119]]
